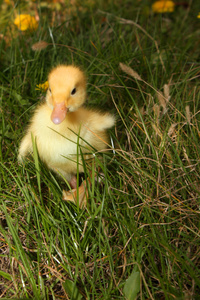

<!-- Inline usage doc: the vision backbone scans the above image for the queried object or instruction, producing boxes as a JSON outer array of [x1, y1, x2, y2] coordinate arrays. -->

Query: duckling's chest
[[31, 107, 86, 164], [38, 125, 85, 163]]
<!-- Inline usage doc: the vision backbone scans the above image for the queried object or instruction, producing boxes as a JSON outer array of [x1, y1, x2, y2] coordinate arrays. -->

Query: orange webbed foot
[[62, 180, 88, 208]]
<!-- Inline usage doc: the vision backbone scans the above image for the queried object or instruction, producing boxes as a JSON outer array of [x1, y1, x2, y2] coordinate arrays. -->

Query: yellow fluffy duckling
[[18, 65, 115, 205]]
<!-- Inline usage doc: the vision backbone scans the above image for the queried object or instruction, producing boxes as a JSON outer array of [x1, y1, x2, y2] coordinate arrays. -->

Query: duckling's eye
[[49, 87, 52, 93], [71, 88, 76, 95]]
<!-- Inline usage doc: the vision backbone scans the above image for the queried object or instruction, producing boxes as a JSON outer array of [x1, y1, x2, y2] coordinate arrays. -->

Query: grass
[[0, 0, 200, 299]]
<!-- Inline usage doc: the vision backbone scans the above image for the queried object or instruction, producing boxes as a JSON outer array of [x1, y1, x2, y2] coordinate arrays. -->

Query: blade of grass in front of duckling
[[31, 133, 41, 196], [76, 125, 82, 210], [90, 156, 96, 199], [49, 127, 91, 151], [1, 202, 40, 298]]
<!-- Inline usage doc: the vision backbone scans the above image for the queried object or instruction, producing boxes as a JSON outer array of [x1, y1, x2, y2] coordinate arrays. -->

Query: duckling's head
[[46, 65, 86, 125]]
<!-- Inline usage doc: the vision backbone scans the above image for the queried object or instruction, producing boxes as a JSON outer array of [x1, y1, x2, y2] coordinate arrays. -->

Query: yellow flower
[[35, 81, 49, 91], [152, 1, 175, 13], [197, 12, 200, 19], [14, 14, 38, 31]]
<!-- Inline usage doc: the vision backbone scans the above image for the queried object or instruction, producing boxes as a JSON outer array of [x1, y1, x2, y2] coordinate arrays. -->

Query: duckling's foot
[[62, 180, 88, 208], [69, 175, 77, 189]]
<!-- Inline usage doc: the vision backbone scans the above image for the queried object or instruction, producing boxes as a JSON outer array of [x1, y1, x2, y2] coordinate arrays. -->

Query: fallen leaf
[[123, 270, 140, 300]]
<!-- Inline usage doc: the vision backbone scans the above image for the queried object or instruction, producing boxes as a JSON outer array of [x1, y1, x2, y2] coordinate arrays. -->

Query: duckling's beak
[[51, 101, 68, 125]]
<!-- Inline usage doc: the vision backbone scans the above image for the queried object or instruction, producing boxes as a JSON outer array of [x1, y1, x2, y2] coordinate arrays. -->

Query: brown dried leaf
[[119, 62, 142, 81]]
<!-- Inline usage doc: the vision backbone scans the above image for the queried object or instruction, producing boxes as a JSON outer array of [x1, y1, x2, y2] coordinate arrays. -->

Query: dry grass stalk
[[157, 91, 168, 114], [183, 146, 191, 165], [163, 83, 170, 103], [185, 105, 191, 123], [156, 83, 171, 115], [152, 123, 163, 139], [153, 103, 161, 125], [32, 41, 49, 51], [119, 62, 143, 81], [168, 123, 177, 140]]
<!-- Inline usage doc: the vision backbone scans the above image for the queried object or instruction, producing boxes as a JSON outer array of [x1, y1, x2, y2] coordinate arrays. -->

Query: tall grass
[[0, 1, 200, 299]]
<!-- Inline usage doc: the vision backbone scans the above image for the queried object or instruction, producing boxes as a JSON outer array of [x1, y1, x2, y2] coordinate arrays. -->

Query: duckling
[[18, 65, 115, 205]]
